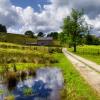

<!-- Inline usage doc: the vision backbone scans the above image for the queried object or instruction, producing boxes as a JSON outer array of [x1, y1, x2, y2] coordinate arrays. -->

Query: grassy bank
[[53, 53, 99, 100], [0, 42, 99, 99], [68, 45, 100, 64]]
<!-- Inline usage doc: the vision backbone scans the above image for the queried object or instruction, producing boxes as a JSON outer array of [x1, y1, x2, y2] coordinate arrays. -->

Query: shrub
[[48, 47, 62, 53], [55, 47, 62, 53], [48, 48, 55, 53], [50, 58, 59, 63]]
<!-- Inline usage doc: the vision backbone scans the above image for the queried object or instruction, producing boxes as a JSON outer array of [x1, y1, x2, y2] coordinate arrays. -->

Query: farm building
[[26, 37, 53, 46], [37, 37, 53, 46]]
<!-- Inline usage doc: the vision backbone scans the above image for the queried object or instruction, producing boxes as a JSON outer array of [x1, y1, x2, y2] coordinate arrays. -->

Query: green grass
[[0, 42, 99, 99], [53, 53, 99, 100], [0, 32, 36, 45], [68, 45, 100, 64], [0, 42, 55, 65], [0, 32, 61, 46]]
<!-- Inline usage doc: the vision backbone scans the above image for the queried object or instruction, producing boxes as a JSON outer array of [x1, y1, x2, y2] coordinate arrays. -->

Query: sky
[[0, 0, 100, 36]]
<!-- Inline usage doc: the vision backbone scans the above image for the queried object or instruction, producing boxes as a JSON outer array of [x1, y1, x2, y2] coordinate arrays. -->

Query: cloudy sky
[[0, 0, 100, 36]]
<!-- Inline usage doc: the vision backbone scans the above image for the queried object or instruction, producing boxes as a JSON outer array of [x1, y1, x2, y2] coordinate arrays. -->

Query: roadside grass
[[68, 45, 100, 64], [53, 53, 99, 100]]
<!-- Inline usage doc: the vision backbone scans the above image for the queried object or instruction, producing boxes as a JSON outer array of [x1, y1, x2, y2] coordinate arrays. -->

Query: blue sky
[[11, 0, 51, 12], [0, 0, 100, 36]]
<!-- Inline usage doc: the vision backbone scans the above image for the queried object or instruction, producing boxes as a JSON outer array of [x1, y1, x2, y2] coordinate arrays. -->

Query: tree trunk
[[73, 43, 76, 52]]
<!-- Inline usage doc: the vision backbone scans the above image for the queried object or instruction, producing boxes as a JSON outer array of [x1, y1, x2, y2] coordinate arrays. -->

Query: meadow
[[0, 32, 36, 45], [68, 45, 100, 64], [0, 42, 99, 100]]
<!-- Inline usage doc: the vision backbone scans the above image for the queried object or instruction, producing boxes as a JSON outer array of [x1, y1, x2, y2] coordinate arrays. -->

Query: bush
[[48, 47, 62, 53], [48, 48, 55, 53], [55, 47, 62, 53], [50, 58, 59, 63]]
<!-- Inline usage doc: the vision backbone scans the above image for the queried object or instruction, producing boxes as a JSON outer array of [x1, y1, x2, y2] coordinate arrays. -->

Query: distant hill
[[0, 32, 36, 45]]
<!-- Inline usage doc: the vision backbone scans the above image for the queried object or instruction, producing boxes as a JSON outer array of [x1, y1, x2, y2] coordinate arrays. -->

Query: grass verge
[[53, 53, 99, 100]]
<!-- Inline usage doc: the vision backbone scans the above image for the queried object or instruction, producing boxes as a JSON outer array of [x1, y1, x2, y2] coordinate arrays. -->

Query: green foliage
[[85, 34, 100, 45], [47, 32, 58, 40], [48, 47, 62, 53], [60, 9, 89, 52], [24, 30, 35, 38], [37, 32, 44, 37], [0, 24, 7, 33]]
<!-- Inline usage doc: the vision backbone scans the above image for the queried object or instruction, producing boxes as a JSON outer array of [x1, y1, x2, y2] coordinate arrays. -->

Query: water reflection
[[0, 67, 64, 100]]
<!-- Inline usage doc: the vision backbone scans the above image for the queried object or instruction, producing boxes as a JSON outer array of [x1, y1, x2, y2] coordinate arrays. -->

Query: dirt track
[[62, 48, 100, 95]]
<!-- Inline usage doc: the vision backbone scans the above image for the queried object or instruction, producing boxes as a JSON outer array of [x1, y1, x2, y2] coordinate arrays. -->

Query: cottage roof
[[37, 37, 53, 41]]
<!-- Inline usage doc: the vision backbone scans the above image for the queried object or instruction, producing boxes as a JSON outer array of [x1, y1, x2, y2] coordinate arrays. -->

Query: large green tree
[[61, 9, 89, 52]]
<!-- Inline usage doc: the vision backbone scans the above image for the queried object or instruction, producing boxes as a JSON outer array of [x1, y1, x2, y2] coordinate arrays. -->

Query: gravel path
[[62, 48, 100, 95]]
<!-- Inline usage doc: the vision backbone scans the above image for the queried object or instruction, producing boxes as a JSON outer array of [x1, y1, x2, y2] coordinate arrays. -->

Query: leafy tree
[[37, 32, 44, 37], [86, 34, 100, 45], [60, 9, 89, 52], [0, 24, 7, 33], [24, 30, 35, 38], [47, 32, 58, 39]]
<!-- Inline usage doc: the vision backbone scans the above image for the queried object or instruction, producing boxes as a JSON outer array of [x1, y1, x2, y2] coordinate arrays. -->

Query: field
[[0, 32, 36, 45], [68, 45, 100, 64], [0, 42, 99, 100]]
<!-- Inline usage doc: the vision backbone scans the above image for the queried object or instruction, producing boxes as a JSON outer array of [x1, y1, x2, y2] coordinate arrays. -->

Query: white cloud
[[0, 0, 69, 34], [0, 0, 100, 36]]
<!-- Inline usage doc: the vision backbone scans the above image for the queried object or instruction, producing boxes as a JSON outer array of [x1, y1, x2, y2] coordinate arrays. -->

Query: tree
[[24, 30, 35, 38], [0, 24, 7, 33], [47, 32, 58, 39], [37, 32, 44, 37], [86, 34, 100, 45], [60, 9, 89, 52]]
